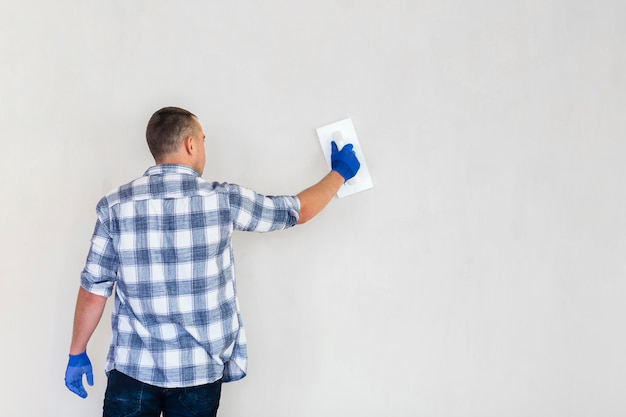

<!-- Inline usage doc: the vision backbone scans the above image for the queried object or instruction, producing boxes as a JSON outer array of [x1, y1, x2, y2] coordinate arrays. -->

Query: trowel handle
[[332, 131, 357, 185]]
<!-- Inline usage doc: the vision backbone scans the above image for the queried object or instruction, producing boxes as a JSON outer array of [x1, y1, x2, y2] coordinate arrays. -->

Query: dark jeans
[[103, 370, 222, 417]]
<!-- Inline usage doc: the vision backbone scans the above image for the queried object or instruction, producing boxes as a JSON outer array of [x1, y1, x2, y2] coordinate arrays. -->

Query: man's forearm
[[69, 287, 108, 355], [296, 170, 345, 224]]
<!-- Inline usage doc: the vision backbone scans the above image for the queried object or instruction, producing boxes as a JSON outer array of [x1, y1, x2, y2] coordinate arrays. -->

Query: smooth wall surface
[[1, 1, 625, 416]]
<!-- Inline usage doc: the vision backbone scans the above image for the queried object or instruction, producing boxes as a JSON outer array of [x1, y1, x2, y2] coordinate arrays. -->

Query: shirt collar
[[143, 164, 200, 177]]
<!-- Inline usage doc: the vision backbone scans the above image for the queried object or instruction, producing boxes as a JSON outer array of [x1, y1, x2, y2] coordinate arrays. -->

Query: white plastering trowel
[[316, 118, 373, 198]]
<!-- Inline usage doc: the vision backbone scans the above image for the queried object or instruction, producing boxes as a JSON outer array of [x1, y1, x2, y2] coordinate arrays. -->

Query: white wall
[[1, 1, 625, 416]]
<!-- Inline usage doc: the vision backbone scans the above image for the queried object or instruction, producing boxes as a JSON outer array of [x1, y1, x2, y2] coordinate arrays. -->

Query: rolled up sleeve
[[226, 184, 300, 232], [80, 205, 117, 298]]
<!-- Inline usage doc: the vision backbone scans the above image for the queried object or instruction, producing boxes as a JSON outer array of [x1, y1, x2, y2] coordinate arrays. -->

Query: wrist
[[69, 346, 87, 356], [331, 164, 353, 182], [328, 170, 346, 184], [68, 351, 90, 366]]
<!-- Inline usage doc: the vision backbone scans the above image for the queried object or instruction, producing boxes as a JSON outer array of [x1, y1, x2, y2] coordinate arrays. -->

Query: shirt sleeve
[[80, 199, 118, 297], [225, 184, 300, 232]]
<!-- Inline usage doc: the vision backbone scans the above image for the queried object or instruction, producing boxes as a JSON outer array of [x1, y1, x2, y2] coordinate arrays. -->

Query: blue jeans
[[103, 370, 222, 417]]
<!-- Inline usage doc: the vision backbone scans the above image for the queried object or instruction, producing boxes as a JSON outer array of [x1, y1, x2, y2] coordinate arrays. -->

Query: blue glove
[[65, 351, 94, 398], [331, 141, 360, 182]]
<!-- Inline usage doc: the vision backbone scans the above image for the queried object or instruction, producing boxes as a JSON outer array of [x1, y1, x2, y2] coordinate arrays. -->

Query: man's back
[[81, 164, 299, 387]]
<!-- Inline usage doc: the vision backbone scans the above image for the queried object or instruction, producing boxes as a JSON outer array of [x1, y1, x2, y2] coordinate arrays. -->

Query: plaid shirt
[[80, 164, 299, 387]]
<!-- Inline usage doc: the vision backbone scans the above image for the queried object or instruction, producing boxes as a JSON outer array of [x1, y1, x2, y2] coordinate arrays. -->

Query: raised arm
[[296, 141, 360, 224]]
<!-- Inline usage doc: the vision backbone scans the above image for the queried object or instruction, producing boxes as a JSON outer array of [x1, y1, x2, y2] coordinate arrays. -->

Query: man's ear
[[183, 135, 194, 155]]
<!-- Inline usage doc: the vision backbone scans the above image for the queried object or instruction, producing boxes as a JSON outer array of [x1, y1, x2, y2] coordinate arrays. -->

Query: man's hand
[[64, 351, 94, 398], [331, 141, 360, 182]]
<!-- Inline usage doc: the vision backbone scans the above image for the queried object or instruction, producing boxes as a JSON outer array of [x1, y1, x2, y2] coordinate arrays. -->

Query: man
[[64, 107, 360, 416]]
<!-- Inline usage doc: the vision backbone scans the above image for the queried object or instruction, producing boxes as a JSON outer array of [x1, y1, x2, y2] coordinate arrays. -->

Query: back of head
[[146, 107, 197, 162]]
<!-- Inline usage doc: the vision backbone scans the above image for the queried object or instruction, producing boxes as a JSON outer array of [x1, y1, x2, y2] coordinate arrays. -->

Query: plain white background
[[1, 1, 625, 416]]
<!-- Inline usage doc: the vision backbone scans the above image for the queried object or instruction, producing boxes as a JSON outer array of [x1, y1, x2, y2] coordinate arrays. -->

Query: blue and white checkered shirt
[[80, 164, 300, 387]]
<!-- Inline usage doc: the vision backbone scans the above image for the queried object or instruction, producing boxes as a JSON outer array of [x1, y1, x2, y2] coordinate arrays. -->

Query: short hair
[[146, 107, 197, 161]]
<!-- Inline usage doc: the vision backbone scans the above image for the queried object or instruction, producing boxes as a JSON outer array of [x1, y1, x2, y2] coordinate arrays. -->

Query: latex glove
[[65, 351, 94, 398], [331, 141, 360, 182]]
